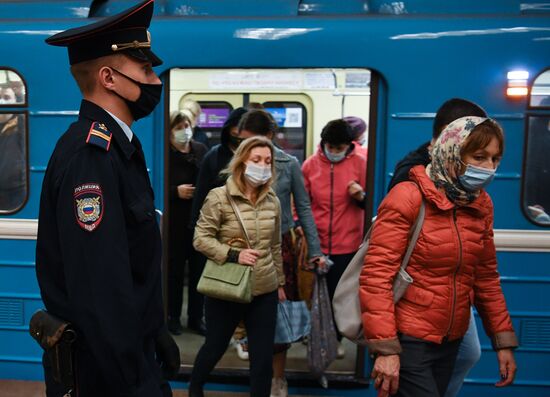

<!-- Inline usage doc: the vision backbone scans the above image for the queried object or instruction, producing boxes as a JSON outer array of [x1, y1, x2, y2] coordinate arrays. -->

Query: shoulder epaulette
[[86, 121, 112, 151]]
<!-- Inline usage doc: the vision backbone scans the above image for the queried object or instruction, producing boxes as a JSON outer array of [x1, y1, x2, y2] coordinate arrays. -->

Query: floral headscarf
[[426, 116, 488, 206]]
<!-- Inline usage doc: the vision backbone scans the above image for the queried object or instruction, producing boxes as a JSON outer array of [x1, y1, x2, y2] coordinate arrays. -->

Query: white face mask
[[173, 127, 193, 144], [324, 144, 347, 163], [244, 162, 272, 187]]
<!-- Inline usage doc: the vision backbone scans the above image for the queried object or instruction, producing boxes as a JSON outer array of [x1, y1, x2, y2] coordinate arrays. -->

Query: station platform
[[0, 380, 251, 397]]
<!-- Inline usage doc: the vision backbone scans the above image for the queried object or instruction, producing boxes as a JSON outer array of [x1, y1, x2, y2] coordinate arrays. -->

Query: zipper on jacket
[[328, 162, 334, 255], [446, 208, 462, 338]]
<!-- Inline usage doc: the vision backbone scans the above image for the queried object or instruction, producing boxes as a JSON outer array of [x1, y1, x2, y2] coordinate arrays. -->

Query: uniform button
[[146, 211, 153, 218]]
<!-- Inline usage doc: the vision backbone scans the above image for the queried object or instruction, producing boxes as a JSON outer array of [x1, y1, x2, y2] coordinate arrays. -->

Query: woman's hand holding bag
[[238, 249, 260, 266]]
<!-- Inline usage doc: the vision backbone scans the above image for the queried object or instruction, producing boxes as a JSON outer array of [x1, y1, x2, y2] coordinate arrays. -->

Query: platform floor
[[0, 380, 249, 397]]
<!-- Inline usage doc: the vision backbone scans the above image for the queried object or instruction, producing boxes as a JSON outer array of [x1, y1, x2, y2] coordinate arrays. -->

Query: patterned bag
[[274, 300, 311, 344], [307, 275, 338, 379]]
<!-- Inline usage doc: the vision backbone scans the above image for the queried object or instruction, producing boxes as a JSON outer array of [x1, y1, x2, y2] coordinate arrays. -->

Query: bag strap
[[399, 196, 426, 272], [225, 186, 252, 248]]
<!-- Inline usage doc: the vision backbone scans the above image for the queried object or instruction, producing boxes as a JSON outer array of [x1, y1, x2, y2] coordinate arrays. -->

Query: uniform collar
[[105, 109, 133, 142], [78, 100, 136, 160]]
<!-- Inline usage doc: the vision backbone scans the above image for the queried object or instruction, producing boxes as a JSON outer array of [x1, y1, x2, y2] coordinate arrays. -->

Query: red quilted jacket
[[359, 165, 517, 355]]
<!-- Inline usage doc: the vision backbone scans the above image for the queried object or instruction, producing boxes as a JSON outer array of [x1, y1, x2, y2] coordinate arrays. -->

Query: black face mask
[[228, 134, 244, 148], [111, 69, 162, 121]]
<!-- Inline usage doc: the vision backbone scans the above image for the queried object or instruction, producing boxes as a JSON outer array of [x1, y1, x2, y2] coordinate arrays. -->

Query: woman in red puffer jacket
[[359, 116, 518, 397]]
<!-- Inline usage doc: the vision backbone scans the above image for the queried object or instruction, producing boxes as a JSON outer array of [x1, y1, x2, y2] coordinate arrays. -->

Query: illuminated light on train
[[507, 70, 530, 97]]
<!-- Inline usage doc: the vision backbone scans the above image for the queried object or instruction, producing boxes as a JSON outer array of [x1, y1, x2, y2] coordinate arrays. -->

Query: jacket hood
[[410, 165, 491, 215], [220, 107, 248, 148]]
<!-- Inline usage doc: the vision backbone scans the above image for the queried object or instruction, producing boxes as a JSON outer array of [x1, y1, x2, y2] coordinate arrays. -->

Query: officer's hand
[[177, 184, 195, 199], [155, 327, 181, 380], [238, 249, 260, 266]]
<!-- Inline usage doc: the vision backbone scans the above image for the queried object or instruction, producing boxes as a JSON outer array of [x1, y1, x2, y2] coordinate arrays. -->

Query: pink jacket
[[302, 144, 367, 255]]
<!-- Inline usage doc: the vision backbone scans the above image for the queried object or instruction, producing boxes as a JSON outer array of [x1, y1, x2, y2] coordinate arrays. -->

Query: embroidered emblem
[[86, 122, 112, 151], [74, 183, 104, 232]]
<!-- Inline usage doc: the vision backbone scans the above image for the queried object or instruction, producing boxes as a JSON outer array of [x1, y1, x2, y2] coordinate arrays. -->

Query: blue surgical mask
[[458, 164, 496, 192], [324, 145, 347, 163], [244, 162, 272, 187]]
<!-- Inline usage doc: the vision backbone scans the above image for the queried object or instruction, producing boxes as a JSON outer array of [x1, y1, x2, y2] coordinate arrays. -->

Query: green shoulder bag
[[197, 187, 253, 303]]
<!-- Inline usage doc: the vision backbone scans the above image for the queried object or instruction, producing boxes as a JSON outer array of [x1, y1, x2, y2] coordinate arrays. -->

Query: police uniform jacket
[[36, 100, 166, 396]]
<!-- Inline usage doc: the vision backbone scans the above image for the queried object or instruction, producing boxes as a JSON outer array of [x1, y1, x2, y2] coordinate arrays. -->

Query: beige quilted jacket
[[193, 177, 284, 296]]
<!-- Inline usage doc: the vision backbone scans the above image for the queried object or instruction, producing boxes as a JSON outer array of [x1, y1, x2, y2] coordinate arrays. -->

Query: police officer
[[35, 1, 179, 396]]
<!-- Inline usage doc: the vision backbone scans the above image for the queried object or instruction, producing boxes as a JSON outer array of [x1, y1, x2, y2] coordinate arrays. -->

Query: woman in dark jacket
[[360, 117, 518, 397], [167, 111, 208, 335]]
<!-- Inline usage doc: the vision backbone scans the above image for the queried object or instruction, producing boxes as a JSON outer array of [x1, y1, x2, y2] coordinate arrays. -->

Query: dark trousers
[[43, 339, 172, 397], [167, 226, 204, 322], [326, 253, 355, 341], [191, 291, 278, 397], [396, 334, 462, 397]]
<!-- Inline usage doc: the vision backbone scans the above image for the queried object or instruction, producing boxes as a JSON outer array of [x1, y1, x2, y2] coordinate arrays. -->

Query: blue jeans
[[443, 308, 481, 397]]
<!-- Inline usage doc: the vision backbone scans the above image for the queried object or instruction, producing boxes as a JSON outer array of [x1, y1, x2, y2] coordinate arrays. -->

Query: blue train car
[[0, 1, 549, 395]]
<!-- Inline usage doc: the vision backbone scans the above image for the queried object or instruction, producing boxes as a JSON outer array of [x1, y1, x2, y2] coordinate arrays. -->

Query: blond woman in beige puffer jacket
[[190, 136, 285, 397]]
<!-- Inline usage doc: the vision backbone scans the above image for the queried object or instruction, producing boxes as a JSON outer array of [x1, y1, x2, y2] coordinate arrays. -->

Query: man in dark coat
[[388, 98, 487, 191], [35, 1, 179, 396]]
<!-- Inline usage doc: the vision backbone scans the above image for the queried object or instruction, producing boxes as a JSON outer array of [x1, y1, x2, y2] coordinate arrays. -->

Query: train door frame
[[161, 67, 383, 387]]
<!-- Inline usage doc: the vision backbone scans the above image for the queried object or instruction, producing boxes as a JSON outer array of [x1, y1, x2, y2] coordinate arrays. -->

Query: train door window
[[262, 102, 306, 162], [196, 101, 233, 146], [523, 69, 550, 225], [0, 69, 27, 214]]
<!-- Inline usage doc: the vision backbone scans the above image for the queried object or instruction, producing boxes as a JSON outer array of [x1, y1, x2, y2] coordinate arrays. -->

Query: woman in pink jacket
[[302, 119, 367, 355]]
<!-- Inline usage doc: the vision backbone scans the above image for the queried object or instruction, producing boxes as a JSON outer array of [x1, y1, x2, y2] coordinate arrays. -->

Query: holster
[[29, 310, 77, 389]]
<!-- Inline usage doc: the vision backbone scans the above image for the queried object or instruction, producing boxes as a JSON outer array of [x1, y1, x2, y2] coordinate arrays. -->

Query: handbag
[[29, 310, 77, 388], [196, 187, 253, 303], [307, 275, 338, 378], [332, 197, 425, 345], [274, 300, 311, 344]]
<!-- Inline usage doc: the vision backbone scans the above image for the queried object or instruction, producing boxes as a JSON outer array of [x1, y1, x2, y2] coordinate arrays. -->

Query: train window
[[0, 112, 27, 213], [264, 102, 307, 162], [529, 69, 550, 108], [523, 70, 550, 225], [522, 115, 550, 225], [0, 69, 26, 106], [195, 101, 233, 146]]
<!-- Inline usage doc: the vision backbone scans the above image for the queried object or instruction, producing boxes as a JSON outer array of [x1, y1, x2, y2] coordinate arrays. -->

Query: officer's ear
[[98, 66, 116, 91]]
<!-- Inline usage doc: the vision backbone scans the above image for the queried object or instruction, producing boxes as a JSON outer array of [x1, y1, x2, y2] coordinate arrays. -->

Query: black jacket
[[189, 107, 247, 228], [387, 141, 431, 192], [35, 100, 168, 397], [169, 140, 207, 229]]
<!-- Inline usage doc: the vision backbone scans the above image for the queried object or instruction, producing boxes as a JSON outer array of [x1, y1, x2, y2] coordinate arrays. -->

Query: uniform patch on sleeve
[[86, 122, 112, 151], [74, 183, 103, 232]]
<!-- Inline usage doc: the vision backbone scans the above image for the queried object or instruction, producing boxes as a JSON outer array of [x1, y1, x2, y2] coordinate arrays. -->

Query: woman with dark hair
[[360, 117, 518, 397], [301, 119, 367, 356], [166, 111, 208, 335], [190, 136, 285, 397]]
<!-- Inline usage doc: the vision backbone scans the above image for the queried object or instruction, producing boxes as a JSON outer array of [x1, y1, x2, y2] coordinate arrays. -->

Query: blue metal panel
[[369, 0, 550, 15], [165, 0, 299, 16], [0, 1, 90, 19]]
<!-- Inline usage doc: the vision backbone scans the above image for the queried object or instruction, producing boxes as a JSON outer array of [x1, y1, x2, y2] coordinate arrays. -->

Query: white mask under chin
[[244, 162, 272, 187]]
